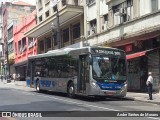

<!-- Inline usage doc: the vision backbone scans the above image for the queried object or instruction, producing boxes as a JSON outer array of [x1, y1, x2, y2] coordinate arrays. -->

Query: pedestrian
[[146, 72, 153, 100], [17, 73, 20, 81], [13, 73, 16, 82]]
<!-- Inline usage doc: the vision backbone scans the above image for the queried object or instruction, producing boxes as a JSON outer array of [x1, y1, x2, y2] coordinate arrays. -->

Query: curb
[[124, 97, 135, 101], [14, 83, 26, 87], [133, 98, 160, 105]]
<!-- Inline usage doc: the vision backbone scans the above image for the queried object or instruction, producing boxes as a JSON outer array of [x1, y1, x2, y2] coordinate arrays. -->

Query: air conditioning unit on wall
[[119, 8, 127, 16], [102, 24, 108, 31], [88, 27, 96, 36]]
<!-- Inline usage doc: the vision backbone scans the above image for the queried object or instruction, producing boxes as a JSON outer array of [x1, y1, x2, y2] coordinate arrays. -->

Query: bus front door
[[79, 55, 89, 94]]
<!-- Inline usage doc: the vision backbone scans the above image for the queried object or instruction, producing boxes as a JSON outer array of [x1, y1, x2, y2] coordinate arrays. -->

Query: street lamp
[[51, 23, 57, 49], [6, 42, 10, 81], [56, 8, 61, 49], [0, 55, 4, 81], [0, 41, 10, 82], [0, 42, 4, 81]]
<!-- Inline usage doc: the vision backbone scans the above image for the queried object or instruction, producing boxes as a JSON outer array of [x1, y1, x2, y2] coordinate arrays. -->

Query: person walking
[[13, 73, 16, 82], [146, 72, 153, 100], [17, 73, 20, 81]]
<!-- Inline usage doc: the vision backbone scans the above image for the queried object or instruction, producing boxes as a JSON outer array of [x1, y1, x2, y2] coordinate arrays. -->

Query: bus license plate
[[106, 91, 116, 95]]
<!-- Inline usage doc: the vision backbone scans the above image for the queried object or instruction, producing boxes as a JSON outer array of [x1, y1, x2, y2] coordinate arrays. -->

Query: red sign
[[125, 45, 132, 52]]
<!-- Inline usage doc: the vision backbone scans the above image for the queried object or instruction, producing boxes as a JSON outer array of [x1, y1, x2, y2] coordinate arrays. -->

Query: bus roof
[[28, 46, 125, 60]]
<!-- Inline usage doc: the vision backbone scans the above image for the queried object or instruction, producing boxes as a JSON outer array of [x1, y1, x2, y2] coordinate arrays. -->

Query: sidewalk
[[126, 92, 160, 105], [0, 79, 35, 92], [0, 80, 160, 105]]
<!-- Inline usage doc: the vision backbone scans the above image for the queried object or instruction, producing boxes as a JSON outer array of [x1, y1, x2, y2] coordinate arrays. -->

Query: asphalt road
[[0, 83, 160, 120]]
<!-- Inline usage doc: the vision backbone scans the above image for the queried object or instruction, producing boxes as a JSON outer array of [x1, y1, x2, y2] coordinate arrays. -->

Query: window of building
[[46, 37, 51, 50], [8, 26, 13, 40], [38, 0, 43, 11], [45, 11, 49, 18], [53, 5, 57, 12], [18, 41, 22, 54], [28, 37, 34, 49], [74, 0, 79, 5], [104, 14, 108, 23], [22, 37, 27, 52], [15, 43, 17, 55], [87, 0, 96, 5], [151, 0, 158, 12], [102, 14, 109, 31], [40, 40, 44, 52], [127, 0, 133, 7], [39, 16, 42, 22], [126, 0, 133, 21], [113, 2, 129, 25], [113, 5, 121, 25], [62, 28, 69, 43], [62, 0, 67, 6], [73, 23, 80, 39], [8, 42, 13, 54], [88, 19, 97, 35]]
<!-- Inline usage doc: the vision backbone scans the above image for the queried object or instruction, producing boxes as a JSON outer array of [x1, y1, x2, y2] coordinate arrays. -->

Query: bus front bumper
[[89, 84, 127, 97]]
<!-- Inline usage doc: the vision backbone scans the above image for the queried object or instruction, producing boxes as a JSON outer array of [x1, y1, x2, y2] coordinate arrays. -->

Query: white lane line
[[36, 94, 119, 111], [7, 89, 159, 120], [35, 94, 160, 120], [148, 117, 160, 120]]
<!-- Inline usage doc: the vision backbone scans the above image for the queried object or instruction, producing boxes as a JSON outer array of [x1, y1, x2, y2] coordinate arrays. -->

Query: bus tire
[[67, 82, 75, 98], [36, 80, 41, 93]]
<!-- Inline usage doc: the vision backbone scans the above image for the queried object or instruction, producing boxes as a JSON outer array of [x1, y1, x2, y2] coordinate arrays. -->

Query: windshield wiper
[[113, 56, 120, 69]]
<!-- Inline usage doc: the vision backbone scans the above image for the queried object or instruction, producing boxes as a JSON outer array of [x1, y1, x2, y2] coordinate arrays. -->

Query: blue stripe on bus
[[26, 79, 31, 87], [97, 82, 124, 90], [40, 80, 56, 88]]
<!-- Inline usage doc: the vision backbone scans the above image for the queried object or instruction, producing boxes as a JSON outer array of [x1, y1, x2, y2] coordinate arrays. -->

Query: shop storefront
[[127, 49, 160, 92], [117, 39, 160, 92], [14, 60, 27, 81]]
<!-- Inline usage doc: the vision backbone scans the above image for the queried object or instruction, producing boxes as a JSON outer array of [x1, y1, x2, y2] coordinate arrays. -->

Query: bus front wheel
[[67, 82, 75, 98]]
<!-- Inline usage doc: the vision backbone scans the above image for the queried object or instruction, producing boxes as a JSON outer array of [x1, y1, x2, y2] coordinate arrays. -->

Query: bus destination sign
[[92, 49, 124, 56]]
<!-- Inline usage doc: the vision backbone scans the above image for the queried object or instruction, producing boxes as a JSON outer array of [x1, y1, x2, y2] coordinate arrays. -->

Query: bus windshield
[[92, 56, 127, 80]]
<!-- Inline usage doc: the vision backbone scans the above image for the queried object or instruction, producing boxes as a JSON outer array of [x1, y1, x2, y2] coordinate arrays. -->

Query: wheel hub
[[69, 86, 74, 94], [37, 84, 39, 91]]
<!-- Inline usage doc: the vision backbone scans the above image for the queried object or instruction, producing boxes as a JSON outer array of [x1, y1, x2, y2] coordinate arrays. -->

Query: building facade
[[25, 0, 84, 53], [14, 10, 37, 81], [24, 0, 160, 92], [0, 3, 4, 76], [1, 1, 36, 78], [84, 0, 160, 92]]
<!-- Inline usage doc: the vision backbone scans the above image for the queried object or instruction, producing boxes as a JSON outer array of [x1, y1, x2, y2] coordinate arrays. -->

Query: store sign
[[125, 45, 132, 52]]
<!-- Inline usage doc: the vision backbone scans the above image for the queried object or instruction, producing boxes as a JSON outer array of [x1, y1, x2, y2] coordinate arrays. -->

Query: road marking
[[148, 117, 160, 120], [36, 94, 119, 111], [35, 94, 160, 119]]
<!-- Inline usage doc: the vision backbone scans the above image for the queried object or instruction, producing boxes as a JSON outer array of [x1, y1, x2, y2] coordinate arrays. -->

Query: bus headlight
[[91, 81, 99, 88]]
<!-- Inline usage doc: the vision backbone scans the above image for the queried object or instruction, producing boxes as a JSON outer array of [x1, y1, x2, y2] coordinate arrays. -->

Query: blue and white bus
[[26, 46, 128, 98]]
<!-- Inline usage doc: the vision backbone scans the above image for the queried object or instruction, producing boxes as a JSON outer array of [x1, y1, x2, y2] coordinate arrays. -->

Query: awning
[[126, 49, 156, 60]]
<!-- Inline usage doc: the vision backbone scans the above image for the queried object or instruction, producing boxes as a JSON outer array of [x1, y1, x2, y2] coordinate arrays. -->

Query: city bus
[[26, 46, 128, 98]]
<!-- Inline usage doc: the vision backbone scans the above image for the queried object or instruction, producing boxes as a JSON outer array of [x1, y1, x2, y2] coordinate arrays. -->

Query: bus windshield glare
[[92, 56, 127, 80]]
